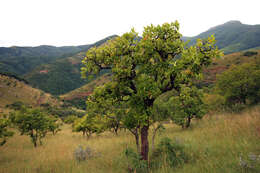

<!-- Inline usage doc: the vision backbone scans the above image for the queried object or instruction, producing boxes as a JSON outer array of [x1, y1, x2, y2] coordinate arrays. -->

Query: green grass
[[0, 106, 259, 173]]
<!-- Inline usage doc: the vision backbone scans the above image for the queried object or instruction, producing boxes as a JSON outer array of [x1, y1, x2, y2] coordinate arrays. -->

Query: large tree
[[81, 22, 221, 160]]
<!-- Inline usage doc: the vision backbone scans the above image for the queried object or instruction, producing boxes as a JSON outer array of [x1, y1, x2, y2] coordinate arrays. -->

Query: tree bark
[[152, 124, 161, 152], [141, 125, 149, 161], [135, 130, 140, 154], [185, 116, 191, 128], [129, 127, 140, 153]]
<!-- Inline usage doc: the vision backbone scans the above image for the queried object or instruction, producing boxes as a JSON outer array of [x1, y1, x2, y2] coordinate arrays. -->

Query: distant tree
[[63, 115, 78, 124], [216, 61, 260, 106], [6, 101, 31, 110], [0, 116, 14, 146], [10, 108, 51, 147], [243, 51, 258, 57], [72, 114, 105, 138], [47, 116, 62, 135], [82, 22, 222, 160]]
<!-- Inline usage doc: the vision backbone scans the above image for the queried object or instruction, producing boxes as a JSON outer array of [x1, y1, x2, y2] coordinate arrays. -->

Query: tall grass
[[0, 106, 259, 173]]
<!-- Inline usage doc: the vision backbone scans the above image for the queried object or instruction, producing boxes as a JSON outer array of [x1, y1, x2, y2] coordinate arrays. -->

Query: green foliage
[[124, 147, 148, 173], [72, 114, 105, 138], [47, 116, 62, 135], [154, 86, 206, 128], [6, 101, 31, 110], [0, 116, 14, 146], [82, 22, 222, 160], [203, 93, 226, 113], [63, 115, 78, 124], [44, 105, 85, 119], [216, 61, 260, 108], [150, 137, 189, 169], [9, 108, 56, 147]]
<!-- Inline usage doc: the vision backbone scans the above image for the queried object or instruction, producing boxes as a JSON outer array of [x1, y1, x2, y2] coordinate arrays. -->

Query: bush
[[204, 93, 226, 113], [0, 117, 14, 146], [150, 137, 189, 169], [124, 147, 148, 173], [74, 145, 98, 162], [243, 51, 258, 57]]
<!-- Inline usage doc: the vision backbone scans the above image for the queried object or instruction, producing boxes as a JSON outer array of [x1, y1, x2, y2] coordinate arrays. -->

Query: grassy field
[[0, 106, 259, 173]]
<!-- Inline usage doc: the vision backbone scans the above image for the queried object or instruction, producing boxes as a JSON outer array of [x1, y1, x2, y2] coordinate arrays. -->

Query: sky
[[0, 0, 259, 47]]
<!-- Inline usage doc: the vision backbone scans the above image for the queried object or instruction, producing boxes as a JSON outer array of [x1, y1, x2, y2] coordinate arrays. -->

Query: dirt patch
[[39, 70, 49, 74]]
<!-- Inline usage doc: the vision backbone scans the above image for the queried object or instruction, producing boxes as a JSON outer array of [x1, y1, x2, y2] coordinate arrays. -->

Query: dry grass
[[1, 106, 260, 173], [0, 74, 60, 110]]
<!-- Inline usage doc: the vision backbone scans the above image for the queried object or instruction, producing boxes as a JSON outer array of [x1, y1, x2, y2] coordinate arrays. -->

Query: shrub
[[124, 147, 148, 173], [243, 51, 258, 57], [150, 137, 189, 169], [0, 117, 14, 146], [204, 93, 226, 113], [74, 145, 97, 162]]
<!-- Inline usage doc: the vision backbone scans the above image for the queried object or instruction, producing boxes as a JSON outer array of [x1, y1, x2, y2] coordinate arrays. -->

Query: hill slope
[[0, 73, 61, 113], [24, 35, 116, 95], [184, 21, 260, 54], [0, 44, 92, 75]]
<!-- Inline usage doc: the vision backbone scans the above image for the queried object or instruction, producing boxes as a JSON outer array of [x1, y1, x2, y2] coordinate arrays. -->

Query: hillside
[[0, 45, 91, 75], [0, 73, 61, 113], [60, 73, 112, 109], [184, 21, 260, 54], [201, 49, 260, 87], [24, 35, 117, 95]]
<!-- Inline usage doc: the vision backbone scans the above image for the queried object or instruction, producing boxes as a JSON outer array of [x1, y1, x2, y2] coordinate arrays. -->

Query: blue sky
[[0, 0, 259, 47]]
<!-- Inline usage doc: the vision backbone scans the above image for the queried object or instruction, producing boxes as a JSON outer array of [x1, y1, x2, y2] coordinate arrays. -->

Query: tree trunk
[[114, 124, 119, 135], [129, 127, 140, 153], [135, 130, 140, 154], [141, 125, 149, 161], [30, 130, 37, 147], [152, 124, 161, 152], [185, 116, 191, 128]]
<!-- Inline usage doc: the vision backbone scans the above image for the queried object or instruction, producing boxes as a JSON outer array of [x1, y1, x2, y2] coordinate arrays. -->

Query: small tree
[[169, 85, 206, 128], [0, 117, 14, 146], [82, 22, 221, 160], [47, 116, 62, 135], [73, 114, 105, 138], [10, 108, 50, 147]]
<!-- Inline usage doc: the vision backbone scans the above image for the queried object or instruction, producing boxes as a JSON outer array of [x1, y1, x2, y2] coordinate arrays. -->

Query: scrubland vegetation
[[0, 106, 259, 173], [1, 22, 260, 173]]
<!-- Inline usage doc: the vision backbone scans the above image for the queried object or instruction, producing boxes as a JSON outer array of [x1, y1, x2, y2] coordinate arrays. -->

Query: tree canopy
[[216, 60, 260, 106], [81, 21, 222, 160]]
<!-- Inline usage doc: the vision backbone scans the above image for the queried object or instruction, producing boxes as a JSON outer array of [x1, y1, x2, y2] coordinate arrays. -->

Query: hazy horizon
[[1, 0, 259, 47]]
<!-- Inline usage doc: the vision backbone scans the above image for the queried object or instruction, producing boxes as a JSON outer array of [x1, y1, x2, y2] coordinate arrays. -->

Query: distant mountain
[[0, 44, 91, 75], [24, 35, 117, 95], [184, 21, 260, 54]]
